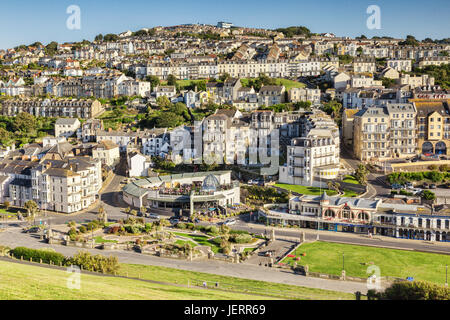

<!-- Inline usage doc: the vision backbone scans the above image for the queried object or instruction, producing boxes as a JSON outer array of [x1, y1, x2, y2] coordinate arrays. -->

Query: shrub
[[439, 165, 449, 172], [208, 226, 219, 235], [230, 233, 252, 244], [10, 247, 66, 265], [186, 223, 195, 230], [79, 226, 87, 233], [177, 222, 187, 230], [428, 165, 438, 171], [68, 251, 120, 274], [108, 226, 120, 234], [382, 281, 450, 300]]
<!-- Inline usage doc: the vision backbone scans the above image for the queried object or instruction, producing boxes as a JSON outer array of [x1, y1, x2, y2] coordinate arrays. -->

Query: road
[[340, 145, 391, 199]]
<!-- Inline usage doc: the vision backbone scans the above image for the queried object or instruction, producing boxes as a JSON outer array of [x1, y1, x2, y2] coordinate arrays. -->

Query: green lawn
[[342, 190, 359, 198], [343, 175, 359, 185], [275, 184, 360, 198], [275, 184, 337, 196], [174, 239, 198, 247], [241, 78, 306, 91], [0, 260, 267, 300], [119, 263, 356, 300], [94, 236, 118, 244], [172, 232, 221, 253], [281, 241, 450, 285]]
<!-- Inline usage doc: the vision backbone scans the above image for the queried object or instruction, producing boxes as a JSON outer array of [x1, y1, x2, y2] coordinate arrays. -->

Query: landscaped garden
[[280, 241, 450, 285], [172, 232, 221, 253]]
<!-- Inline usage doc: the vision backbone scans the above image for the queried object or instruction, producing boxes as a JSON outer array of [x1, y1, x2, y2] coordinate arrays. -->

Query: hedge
[[369, 281, 450, 300], [10, 247, 67, 265], [388, 171, 450, 184]]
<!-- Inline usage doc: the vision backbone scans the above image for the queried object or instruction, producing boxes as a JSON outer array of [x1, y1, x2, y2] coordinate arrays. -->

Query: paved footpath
[[0, 228, 367, 295]]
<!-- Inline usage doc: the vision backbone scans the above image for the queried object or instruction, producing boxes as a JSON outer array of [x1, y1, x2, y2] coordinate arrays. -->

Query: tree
[[24, 200, 38, 218], [155, 112, 184, 128], [13, 112, 36, 134], [219, 73, 231, 82], [0, 127, 13, 146], [327, 182, 341, 194], [156, 96, 171, 109], [45, 41, 58, 56], [94, 34, 103, 41], [421, 190, 436, 202], [355, 164, 369, 186], [3, 201, 10, 211], [145, 75, 160, 88], [167, 74, 177, 86], [400, 35, 419, 46]]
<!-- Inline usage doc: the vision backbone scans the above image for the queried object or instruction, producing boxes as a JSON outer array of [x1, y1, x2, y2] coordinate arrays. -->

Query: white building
[[54, 118, 81, 139]]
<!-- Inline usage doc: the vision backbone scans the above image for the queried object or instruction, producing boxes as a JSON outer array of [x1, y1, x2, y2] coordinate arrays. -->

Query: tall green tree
[[13, 112, 36, 134]]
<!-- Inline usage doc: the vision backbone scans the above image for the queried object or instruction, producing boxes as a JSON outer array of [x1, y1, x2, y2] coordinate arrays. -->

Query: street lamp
[[342, 252, 345, 271]]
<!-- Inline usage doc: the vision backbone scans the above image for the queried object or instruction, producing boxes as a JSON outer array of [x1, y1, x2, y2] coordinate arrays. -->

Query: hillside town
[[1, 20, 450, 301]]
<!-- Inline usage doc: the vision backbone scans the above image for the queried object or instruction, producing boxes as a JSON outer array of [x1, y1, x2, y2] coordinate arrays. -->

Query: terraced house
[[0, 98, 104, 119]]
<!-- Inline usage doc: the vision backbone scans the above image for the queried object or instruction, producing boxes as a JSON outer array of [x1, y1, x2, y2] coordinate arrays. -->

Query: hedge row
[[388, 171, 450, 184], [10, 247, 66, 265]]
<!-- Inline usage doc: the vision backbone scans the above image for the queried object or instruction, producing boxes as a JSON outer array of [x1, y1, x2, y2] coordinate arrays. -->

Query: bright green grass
[[342, 190, 359, 198], [240, 78, 306, 91], [94, 236, 118, 244], [0, 260, 267, 300], [343, 175, 359, 185], [174, 240, 198, 247], [281, 241, 450, 285], [172, 232, 221, 253], [119, 263, 356, 300], [275, 184, 337, 196], [275, 184, 360, 198]]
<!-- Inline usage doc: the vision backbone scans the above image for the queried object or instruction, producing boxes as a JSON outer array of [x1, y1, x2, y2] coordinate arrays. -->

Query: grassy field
[[0, 260, 269, 300], [281, 241, 450, 285], [118, 263, 356, 300], [172, 232, 221, 253], [161, 78, 307, 92], [0, 260, 356, 300], [241, 78, 306, 91], [275, 184, 359, 198]]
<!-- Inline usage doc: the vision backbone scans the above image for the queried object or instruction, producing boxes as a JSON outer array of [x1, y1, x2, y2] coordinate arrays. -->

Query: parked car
[[148, 213, 160, 219], [224, 219, 237, 226], [422, 183, 430, 189], [391, 183, 403, 190], [430, 184, 437, 189], [170, 219, 180, 225], [22, 227, 40, 234], [405, 182, 414, 189]]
